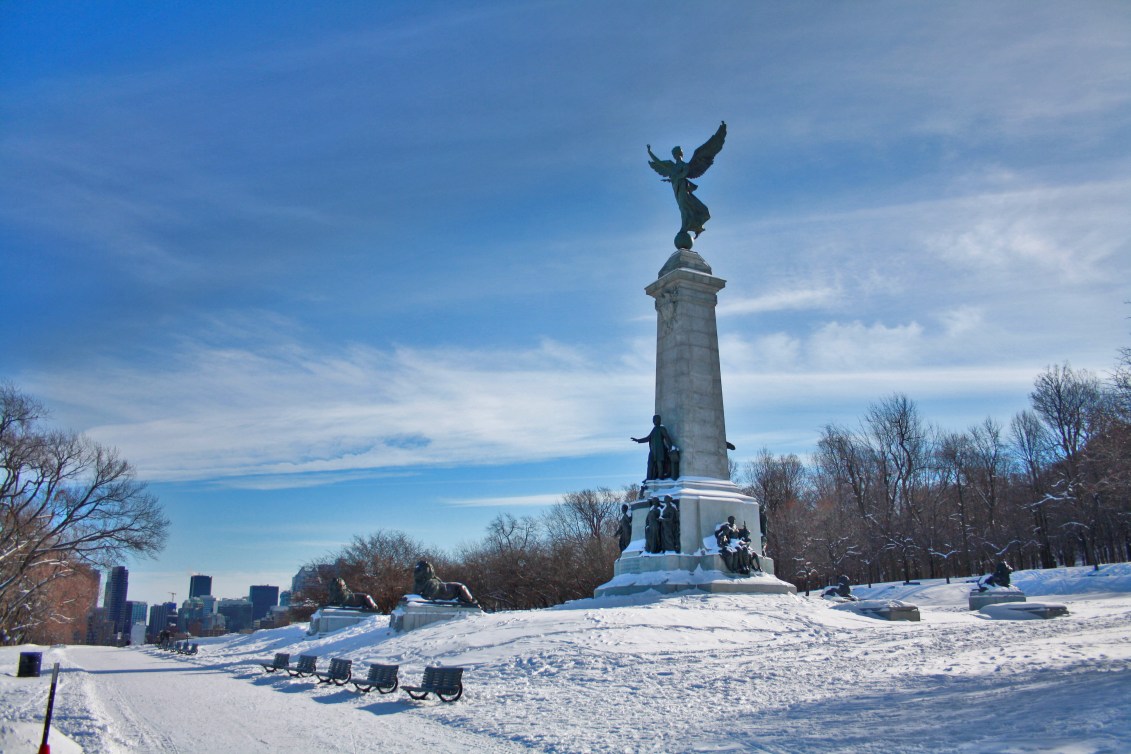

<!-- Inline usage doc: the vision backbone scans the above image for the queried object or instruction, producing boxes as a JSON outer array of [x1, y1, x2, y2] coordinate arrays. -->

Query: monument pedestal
[[595, 476, 795, 598], [306, 607, 377, 635], [389, 596, 483, 632]]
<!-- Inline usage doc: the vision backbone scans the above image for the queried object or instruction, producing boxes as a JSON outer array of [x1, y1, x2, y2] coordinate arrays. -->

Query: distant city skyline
[[3, 3, 1128, 606]]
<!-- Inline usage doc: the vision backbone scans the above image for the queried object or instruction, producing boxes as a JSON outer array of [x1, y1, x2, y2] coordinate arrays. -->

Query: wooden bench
[[315, 658, 353, 686], [287, 654, 318, 678], [352, 663, 399, 694], [402, 666, 465, 703], [258, 652, 291, 673]]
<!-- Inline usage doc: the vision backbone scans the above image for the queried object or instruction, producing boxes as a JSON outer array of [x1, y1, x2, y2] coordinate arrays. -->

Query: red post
[[38, 661, 60, 754]]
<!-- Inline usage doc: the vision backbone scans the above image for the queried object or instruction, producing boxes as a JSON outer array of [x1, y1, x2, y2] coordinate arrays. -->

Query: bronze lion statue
[[327, 576, 379, 611], [412, 560, 476, 605]]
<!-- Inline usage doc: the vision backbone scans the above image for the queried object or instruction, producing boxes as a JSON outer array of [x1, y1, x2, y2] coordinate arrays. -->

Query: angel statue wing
[[687, 121, 727, 179]]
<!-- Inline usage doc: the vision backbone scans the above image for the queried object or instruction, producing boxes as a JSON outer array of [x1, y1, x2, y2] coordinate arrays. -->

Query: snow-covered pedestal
[[979, 601, 1068, 620], [306, 607, 375, 635], [594, 477, 795, 597], [389, 595, 482, 632], [968, 587, 1027, 611], [831, 599, 921, 621]]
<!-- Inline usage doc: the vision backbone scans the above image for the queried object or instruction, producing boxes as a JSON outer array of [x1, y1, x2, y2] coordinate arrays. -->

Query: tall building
[[217, 598, 254, 632], [147, 602, 178, 640], [126, 600, 148, 629], [189, 574, 212, 599], [178, 595, 220, 634], [103, 566, 129, 636], [86, 606, 113, 646], [248, 585, 280, 622]]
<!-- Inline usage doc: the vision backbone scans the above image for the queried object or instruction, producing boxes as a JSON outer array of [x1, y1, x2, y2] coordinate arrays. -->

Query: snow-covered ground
[[3, 565, 1129, 753]]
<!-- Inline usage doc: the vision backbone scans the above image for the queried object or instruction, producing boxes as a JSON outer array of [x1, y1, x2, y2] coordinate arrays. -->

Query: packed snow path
[[40, 645, 526, 753]]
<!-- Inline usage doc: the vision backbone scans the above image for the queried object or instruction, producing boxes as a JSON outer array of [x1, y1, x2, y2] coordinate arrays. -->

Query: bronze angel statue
[[647, 121, 727, 250]]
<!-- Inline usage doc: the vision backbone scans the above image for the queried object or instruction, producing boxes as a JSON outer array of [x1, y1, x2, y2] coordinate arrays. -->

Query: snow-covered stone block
[[831, 599, 921, 621], [979, 601, 1069, 620], [968, 587, 1027, 611]]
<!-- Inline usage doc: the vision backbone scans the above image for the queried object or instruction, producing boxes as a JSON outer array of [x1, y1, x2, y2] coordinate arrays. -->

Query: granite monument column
[[646, 249, 729, 481]]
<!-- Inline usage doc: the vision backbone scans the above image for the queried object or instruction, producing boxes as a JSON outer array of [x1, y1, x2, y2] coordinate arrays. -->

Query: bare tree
[[544, 486, 633, 599], [543, 487, 628, 543], [742, 449, 808, 566], [1, 385, 168, 643], [327, 530, 428, 613], [461, 513, 557, 610], [1029, 364, 1108, 566], [1010, 409, 1057, 568]]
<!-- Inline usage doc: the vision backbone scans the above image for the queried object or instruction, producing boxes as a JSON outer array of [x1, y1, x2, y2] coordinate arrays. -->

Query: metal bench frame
[[402, 666, 465, 703], [315, 657, 353, 686], [353, 663, 399, 694], [259, 652, 291, 673], [288, 654, 318, 678]]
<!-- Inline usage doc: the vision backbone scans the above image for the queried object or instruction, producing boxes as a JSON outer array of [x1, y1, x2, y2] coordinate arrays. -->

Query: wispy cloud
[[807, 320, 926, 371], [26, 329, 651, 485], [718, 285, 840, 316], [441, 493, 563, 508]]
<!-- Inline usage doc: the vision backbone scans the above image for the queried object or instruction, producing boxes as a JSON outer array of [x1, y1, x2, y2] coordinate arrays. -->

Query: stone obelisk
[[647, 249, 730, 482]]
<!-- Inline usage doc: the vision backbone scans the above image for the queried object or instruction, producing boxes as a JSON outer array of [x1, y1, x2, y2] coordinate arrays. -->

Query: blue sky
[[3, 1, 1129, 606]]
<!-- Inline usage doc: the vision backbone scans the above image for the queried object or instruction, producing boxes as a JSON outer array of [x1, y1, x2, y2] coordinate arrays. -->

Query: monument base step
[[594, 567, 795, 598]]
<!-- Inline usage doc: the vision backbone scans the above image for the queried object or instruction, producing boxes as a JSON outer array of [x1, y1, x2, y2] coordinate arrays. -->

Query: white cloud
[[718, 285, 840, 316], [441, 493, 563, 508], [920, 180, 1129, 284], [936, 306, 985, 340], [28, 334, 651, 485], [807, 321, 925, 371], [720, 333, 803, 373]]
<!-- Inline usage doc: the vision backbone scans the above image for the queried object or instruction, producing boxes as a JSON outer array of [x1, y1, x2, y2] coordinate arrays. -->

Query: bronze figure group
[[642, 496, 680, 554], [714, 516, 762, 575]]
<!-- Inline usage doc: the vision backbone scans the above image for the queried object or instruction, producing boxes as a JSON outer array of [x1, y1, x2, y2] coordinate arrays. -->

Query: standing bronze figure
[[644, 498, 663, 554], [660, 496, 680, 553], [647, 122, 727, 250], [618, 504, 633, 552], [631, 414, 677, 481]]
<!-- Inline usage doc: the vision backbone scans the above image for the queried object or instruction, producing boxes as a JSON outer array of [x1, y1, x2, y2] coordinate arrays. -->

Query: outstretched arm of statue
[[647, 148, 676, 179]]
